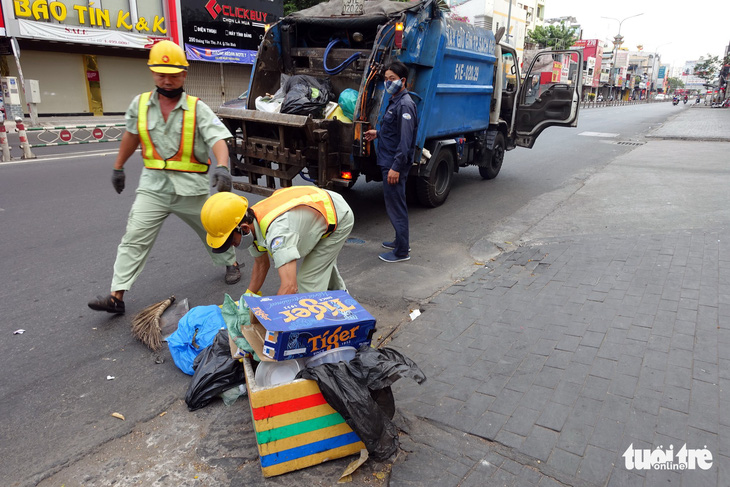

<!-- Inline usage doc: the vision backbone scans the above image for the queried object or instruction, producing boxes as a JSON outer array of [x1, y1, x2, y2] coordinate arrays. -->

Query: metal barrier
[[25, 123, 125, 147], [581, 99, 671, 109]]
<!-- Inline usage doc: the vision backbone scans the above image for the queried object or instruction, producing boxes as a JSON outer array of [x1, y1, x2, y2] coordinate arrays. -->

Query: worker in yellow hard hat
[[88, 40, 239, 315], [201, 187, 354, 296]]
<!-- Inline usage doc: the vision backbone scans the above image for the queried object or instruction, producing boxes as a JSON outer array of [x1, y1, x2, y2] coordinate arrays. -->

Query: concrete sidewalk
[[384, 106, 730, 486]]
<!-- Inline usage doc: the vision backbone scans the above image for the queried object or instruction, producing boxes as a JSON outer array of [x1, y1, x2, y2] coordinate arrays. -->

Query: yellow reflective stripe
[[179, 95, 197, 163], [320, 193, 337, 237], [258, 189, 337, 238], [137, 92, 154, 161], [137, 92, 208, 173]]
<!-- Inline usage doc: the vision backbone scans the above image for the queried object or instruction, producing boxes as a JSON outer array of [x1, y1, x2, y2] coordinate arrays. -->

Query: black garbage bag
[[185, 330, 246, 411], [280, 75, 334, 117], [297, 345, 426, 461]]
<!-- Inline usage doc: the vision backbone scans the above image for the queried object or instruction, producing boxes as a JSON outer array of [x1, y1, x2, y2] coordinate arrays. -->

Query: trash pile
[[157, 290, 425, 478], [253, 73, 358, 123]]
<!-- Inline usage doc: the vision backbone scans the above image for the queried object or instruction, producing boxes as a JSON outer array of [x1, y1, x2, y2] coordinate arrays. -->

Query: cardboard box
[[243, 355, 365, 477], [243, 291, 376, 361]]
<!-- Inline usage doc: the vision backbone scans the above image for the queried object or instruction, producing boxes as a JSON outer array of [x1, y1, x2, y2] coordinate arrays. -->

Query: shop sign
[[181, 0, 283, 64], [12, 0, 166, 34], [552, 61, 562, 82], [17, 19, 167, 48], [185, 44, 257, 64]]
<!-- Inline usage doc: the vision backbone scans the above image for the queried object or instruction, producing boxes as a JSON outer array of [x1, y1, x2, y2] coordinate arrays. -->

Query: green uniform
[[248, 190, 354, 292], [111, 91, 235, 292]]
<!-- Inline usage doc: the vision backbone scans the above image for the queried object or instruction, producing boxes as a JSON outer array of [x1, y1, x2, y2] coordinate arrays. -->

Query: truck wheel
[[416, 148, 454, 207], [479, 132, 504, 180]]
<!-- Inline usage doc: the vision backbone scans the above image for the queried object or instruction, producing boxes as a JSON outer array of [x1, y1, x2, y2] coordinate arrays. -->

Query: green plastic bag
[[338, 89, 359, 121], [220, 293, 260, 361]]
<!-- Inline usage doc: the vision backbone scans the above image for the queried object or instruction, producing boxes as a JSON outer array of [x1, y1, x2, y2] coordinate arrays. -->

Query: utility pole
[[601, 13, 643, 101]]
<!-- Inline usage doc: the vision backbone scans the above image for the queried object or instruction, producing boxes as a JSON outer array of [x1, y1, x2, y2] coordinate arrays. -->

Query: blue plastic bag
[[338, 89, 358, 121], [167, 305, 226, 375]]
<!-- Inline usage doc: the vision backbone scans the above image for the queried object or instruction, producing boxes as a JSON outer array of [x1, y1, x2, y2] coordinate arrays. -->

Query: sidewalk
[[385, 107, 730, 486]]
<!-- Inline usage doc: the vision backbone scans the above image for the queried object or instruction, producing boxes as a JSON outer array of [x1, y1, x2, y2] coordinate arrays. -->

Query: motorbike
[[683, 97, 688, 104], [672, 97, 680, 106]]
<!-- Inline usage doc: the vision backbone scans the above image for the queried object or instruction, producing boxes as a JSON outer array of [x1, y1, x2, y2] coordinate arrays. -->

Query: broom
[[131, 295, 176, 351]]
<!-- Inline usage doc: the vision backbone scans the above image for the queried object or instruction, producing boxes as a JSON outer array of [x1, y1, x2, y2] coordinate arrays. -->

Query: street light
[[601, 13, 643, 100]]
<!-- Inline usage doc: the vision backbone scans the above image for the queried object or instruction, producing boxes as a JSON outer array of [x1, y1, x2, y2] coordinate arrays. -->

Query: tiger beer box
[[242, 291, 376, 361]]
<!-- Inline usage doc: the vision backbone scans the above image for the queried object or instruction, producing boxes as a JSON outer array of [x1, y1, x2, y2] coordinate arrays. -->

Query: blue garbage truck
[[218, 0, 583, 207]]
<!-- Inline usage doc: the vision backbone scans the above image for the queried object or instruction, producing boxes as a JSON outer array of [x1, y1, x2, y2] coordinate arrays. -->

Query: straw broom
[[131, 296, 175, 351]]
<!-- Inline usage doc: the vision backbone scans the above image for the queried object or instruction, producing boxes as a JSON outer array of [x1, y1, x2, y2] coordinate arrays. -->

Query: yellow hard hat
[[148, 40, 189, 73], [201, 192, 250, 249]]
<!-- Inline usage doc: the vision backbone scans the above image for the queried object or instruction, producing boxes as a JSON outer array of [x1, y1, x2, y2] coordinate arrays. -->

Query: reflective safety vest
[[251, 187, 338, 252], [137, 91, 210, 173]]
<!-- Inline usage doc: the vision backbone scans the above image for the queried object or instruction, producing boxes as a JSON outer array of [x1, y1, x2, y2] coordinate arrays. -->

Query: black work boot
[[225, 263, 241, 285]]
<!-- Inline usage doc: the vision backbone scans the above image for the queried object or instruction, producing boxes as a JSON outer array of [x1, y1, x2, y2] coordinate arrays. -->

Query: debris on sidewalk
[[110, 412, 125, 421], [185, 330, 245, 411], [298, 345, 426, 461], [338, 449, 368, 483], [13, 329, 25, 335]]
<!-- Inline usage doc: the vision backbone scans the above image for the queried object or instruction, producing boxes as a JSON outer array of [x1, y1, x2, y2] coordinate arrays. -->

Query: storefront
[[1, 0, 171, 115], [177, 0, 283, 109]]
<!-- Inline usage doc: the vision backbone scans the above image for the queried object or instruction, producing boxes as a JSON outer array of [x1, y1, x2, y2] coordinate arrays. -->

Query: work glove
[[112, 169, 125, 194], [211, 165, 232, 192]]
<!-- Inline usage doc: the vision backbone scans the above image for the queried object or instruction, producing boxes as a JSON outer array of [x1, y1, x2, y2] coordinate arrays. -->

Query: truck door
[[513, 49, 583, 148]]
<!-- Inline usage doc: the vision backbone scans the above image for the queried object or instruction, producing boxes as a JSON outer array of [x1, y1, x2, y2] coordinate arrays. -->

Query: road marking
[[579, 131, 620, 138], [0, 149, 118, 166]]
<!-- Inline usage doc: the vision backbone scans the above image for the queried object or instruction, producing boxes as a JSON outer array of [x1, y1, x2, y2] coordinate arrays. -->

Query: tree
[[284, 0, 410, 16], [667, 77, 684, 92], [693, 54, 721, 82], [526, 23, 579, 50], [284, 0, 324, 16], [693, 54, 730, 82]]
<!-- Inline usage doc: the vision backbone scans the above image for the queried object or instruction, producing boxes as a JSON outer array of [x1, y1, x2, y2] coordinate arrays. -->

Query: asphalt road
[[0, 102, 680, 485]]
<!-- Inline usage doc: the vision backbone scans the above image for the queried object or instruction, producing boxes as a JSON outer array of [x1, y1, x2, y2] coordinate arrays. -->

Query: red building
[[572, 39, 603, 98]]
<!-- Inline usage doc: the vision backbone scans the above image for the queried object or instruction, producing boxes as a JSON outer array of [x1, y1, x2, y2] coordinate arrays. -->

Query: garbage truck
[[218, 0, 583, 207]]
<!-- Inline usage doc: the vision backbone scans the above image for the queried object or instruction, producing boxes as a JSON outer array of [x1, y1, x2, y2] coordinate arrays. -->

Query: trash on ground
[[409, 309, 421, 321], [220, 292, 259, 361], [185, 329, 245, 411], [167, 305, 226, 375], [221, 384, 247, 406], [297, 344, 426, 461], [111, 412, 125, 420], [241, 291, 375, 361], [106, 376, 115, 380], [338, 448, 369, 483], [13, 329, 25, 335], [243, 354, 365, 477]]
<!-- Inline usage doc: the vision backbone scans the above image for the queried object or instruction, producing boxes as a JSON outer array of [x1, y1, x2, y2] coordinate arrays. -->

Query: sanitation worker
[[201, 187, 354, 295], [363, 61, 418, 263], [88, 40, 239, 314]]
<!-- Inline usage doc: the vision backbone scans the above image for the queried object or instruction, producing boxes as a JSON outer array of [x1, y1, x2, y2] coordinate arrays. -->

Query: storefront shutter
[[186, 61, 252, 112]]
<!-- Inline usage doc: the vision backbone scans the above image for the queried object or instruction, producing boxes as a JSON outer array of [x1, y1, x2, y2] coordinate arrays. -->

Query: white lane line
[[0, 150, 118, 165], [579, 131, 620, 138]]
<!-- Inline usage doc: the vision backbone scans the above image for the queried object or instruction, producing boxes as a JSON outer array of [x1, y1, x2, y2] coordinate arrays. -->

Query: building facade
[[0, 0, 281, 117], [571, 38, 602, 98]]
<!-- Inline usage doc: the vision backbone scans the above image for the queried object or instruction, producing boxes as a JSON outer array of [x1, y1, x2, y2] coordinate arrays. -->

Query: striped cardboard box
[[243, 356, 365, 477]]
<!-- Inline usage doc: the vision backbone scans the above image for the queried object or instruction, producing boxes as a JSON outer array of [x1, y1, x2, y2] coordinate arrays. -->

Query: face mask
[[385, 79, 402, 95], [156, 86, 184, 98]]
